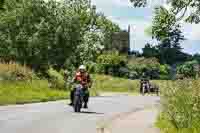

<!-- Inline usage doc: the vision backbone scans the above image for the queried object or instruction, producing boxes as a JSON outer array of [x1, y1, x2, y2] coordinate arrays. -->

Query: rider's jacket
[[74, 71, 91, 88]]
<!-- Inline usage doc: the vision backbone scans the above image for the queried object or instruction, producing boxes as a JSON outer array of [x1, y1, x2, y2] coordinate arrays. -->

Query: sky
[[91, 0, 200, 55]]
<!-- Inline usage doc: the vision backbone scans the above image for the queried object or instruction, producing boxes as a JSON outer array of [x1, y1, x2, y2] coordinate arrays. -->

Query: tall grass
[[0, 61, 36, 80], [0, 62, 69, 105], [155, 80, 200, 133]]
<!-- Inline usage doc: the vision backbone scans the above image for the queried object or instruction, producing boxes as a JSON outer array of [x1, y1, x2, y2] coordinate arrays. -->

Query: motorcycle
[[141, 79, 159, 96], [73, 84, 84, 112]]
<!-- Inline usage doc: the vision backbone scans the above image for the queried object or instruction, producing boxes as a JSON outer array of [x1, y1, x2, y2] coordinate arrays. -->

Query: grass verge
[[91, 74, 140, 93], [0, 74, 140, 106], [0, 80, 68, 105]]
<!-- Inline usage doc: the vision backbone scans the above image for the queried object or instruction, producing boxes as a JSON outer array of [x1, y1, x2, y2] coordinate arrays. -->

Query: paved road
[[0, 95, 160, 133]]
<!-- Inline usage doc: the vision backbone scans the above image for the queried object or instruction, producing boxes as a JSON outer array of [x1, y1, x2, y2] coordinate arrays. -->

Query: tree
[[130, 0, 200, 23], [152, 7, 185, 64], [142, 43, 159, 58], [0, 0, 121, 73], [131, 1, 194, 65], [1, 0, 82, 70], [77, 31, 104, 64]]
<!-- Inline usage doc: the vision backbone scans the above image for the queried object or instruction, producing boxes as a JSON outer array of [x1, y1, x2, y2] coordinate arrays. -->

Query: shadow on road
[[80, 111, 104, 115]]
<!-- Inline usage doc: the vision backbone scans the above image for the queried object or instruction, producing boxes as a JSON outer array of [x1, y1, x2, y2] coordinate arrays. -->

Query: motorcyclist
[[69, 65, 92, 108]]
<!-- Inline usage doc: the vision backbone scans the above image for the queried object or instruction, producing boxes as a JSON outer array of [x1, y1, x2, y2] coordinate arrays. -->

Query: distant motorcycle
[[73, 84, 84, 112], [140, 79, 159, 96], [141, 81, 150, 95]]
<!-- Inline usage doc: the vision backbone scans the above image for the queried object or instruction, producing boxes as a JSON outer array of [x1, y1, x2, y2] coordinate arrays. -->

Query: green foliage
[[170, 0, 200, 23], [93, 64, 105, 74], [0, 80, 68, 105], [47, 68, 65, 90], [78, 31, 104, 64], [177, 60, 200, 79], [93, 55, 171, 80], [160, 64, 171, 75], [159, 64, 171, 79], [140, 6, 188, 65], [156, 80, 200, 132], [152, 7, 178, 41], [86, 62, 98, 73]]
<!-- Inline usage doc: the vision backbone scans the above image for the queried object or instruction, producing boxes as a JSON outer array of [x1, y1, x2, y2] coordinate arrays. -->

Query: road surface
[[0, 95, 160, 133]]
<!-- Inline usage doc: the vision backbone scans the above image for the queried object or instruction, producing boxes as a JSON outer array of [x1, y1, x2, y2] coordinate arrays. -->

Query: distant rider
[[69, 65, 92, 108]]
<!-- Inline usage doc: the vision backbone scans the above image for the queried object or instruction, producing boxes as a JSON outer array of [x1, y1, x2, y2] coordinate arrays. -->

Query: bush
[[96, 52, 127, 76], [118, 67, 130, 78], [159, 64, 171, 80], [177, 60, 199, 79], [128, 57, 164, 79], [95, 63, 106, 74], [47, 68, 65, 90], [128, 71, 139, 79], [0, 61, 36, 81], [159, 64, 170, 75], [97, 52, 127, 66]]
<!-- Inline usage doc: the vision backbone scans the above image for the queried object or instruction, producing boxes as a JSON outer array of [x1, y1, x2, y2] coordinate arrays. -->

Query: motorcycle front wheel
[[74, 95, 82, 112]]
